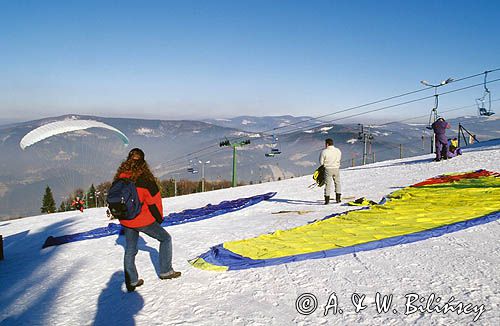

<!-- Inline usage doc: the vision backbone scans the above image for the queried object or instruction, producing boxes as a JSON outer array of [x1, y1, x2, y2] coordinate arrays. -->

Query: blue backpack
[[107, 178, 142, 220]]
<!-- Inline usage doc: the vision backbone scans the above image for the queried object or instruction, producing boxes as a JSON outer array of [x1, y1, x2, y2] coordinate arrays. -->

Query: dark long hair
[[113, 157, 156, 183]]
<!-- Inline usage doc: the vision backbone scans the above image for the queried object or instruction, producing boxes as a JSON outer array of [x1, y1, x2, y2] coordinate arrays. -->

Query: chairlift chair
[[477, 97, 495, 116], [187, 159, 198, 173], [477, 71, 495, 116], [426, 107, 438, 130], [265, 134, 282, 157]]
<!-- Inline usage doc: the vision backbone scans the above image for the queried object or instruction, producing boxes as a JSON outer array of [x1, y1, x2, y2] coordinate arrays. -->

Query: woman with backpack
[[113, 148, 181, 292]]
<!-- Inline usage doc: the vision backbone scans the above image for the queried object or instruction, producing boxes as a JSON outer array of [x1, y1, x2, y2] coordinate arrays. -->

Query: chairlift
[[187, 160, 198, 173], [265, 134, 282, 157], [426, 107, 439, 130], [476, 71, 495, 116], [420, 78, 452, 129]]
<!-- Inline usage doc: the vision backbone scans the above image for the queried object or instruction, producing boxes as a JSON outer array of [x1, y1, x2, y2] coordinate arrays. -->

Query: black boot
[[335, 193, 341, 203], [324, 196, 330, 205], [126, 279, 144, 292]]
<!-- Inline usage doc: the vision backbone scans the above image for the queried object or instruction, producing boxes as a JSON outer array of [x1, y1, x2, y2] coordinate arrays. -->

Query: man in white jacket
[[319, 138, 342, 204]]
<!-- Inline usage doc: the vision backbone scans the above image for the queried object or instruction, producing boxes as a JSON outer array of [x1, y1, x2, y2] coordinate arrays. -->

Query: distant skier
[[113, 148, 181, 293], [319, 138, 342, 204], [431, 117, 451, 162], [71, 197, 85, 212]]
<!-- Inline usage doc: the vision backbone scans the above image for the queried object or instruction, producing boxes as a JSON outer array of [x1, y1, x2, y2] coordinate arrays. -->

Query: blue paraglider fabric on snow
[[161, 192, 276, 227], [42, 192, 276, 248], [42, 223, 124, 248]]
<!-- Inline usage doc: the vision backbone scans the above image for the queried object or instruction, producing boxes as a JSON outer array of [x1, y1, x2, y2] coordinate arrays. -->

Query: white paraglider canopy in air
[[18, 118, 131, 208], [20, 119, 130, 150]]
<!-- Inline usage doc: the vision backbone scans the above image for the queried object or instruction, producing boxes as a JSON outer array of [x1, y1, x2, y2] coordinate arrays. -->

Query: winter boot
[[126, 279, 144, 292], [324, 196, 330, 205], [335, 193, 342, 203], [160, 270, 182, 280]]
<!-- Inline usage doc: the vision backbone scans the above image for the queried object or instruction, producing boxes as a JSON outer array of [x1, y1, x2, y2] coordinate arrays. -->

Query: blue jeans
[[123, 222, 173, 284]]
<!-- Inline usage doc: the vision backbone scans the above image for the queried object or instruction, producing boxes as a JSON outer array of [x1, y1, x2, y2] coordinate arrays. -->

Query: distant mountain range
[[0, 114, 498, 219]]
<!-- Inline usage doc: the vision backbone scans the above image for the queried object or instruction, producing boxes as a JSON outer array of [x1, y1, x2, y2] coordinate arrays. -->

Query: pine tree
[[87, 184, 96, 208], [41, 186, 57, 214], [58, 201, 66, 212]]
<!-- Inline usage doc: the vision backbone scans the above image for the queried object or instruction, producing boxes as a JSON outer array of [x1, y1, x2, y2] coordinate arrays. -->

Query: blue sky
[[1, 0, 499, 123]]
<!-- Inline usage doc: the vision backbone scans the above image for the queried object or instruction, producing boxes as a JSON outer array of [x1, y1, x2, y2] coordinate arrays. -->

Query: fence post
[[400, 144, 403, 159]]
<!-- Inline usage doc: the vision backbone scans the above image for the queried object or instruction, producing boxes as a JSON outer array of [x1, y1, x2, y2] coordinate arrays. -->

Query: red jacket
[[118, 172, 164, 228]]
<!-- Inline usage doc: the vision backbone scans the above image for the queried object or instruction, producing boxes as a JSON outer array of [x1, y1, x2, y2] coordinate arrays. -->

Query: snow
[[134, 128, 162, 137], [293, 161, 316, 167], [1, 142, 499, 325], [289, 153, 308, 161]]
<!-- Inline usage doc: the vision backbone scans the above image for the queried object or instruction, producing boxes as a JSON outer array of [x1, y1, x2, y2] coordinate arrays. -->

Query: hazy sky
[[1, 0, 499, 123]]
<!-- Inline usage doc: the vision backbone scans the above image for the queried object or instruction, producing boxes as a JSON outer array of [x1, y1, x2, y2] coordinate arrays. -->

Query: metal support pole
[[400, 144, 403, 159], [198, 160, 210, 192], [220, 139, 249, 187], [362, 134, 368, 165], [201, 164, 205, 192], [232, 145, 237, 187]]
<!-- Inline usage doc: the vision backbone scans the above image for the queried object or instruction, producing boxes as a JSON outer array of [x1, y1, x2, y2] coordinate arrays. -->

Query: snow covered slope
[[1, 141, 499, 325]]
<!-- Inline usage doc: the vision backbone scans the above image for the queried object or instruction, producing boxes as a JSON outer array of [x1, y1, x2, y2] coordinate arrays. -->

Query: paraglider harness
[[309, 165, 326, 188], [106, 178, 142, 220]]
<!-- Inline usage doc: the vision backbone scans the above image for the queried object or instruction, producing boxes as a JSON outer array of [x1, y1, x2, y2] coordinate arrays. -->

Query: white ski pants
[[324, 167, 341, 196]]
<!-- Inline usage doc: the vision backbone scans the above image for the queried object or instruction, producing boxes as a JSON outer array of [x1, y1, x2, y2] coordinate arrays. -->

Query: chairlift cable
[[156, 71, 500, 167], [270, 78, 500, 137], [257, 68, 500, 135], [223, 68, 500, 143]]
